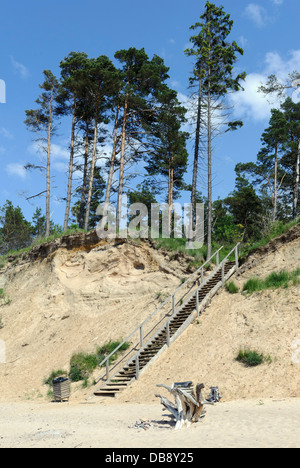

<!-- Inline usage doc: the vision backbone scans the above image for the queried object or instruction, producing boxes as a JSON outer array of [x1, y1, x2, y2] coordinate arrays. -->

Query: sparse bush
[[0, 288, 10, 305], [242, 278, 265, 294], [69, 352, 98, 382], [243, 268, 300, 294], [97, 340, 130, 366], [236, 349, 269, 367], [225, 281, 239, 294], [69, 340, 131, 383]]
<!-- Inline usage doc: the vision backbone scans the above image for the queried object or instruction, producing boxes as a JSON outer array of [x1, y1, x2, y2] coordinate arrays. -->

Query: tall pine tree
[[24, 70, 60, 237], [185, 1, 246, 257]]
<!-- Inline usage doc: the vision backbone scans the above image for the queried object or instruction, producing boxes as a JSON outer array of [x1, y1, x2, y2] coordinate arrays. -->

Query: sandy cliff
[[0, 227, 300, 403]]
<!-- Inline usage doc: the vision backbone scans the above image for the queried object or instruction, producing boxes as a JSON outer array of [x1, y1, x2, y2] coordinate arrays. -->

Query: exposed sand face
[[1, 230, 300, 448], [0, 399, 299, 448], [0, 240, 187, 401], [116, 236, 300, 405]]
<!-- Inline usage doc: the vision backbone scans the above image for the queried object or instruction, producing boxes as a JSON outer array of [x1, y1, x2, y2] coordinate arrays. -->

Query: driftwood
[[155, 382, 208, 430]]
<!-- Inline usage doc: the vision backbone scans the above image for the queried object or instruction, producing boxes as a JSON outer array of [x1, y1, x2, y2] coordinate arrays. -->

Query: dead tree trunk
[[156, 382, 206, 430]]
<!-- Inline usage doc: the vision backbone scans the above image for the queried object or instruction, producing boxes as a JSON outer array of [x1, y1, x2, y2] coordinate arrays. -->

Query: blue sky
[[0, 0, 299, 225]]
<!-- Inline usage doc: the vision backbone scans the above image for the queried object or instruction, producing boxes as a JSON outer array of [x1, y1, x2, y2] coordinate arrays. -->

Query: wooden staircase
[[93, 247, 239, 398]]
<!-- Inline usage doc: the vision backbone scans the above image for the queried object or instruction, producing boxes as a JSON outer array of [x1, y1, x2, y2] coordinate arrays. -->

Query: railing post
[[172, 294, 175, 316], [235, 244, 239, 269], [135, 354, 139, 380], [196, 288, 200, 317], [201, 267, 204, 283], [222, 262, 225, 285], [166, 320, 170, 346], [106, 359, 109, 381], [140, 325, 143, 349], [216, 251, 220, 266]]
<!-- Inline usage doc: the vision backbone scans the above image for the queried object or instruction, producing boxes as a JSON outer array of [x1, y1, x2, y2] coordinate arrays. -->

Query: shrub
[[0, 288, 11, 305], [243, 268, 300, 294], [265, 271, 290, 289], [97, 340, 130, 366], [236, 349, 266, 367], [242, 278, 265, 294], [225, 281, 239, 294], [69, 341, 131, 382], [69, 352, 98, 382]]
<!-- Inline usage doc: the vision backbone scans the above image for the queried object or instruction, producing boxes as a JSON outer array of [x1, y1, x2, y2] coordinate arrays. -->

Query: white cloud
[[10, 56, 30, 79], [229, 49, 300, 122], [239, 36, 248, 49], [272, 0, 283, 5], [50, 143, 70, 161], [230, 73, 275, 121], [245, 4, 267, 27], [28, 141, 69, 161], [265, 50, 300, 80], [6, 163, 27, 179], [0, 127, 13, 139]]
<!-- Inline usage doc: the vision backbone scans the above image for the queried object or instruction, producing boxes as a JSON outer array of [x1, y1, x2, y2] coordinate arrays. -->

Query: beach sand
[[0, 398, 299, 448]]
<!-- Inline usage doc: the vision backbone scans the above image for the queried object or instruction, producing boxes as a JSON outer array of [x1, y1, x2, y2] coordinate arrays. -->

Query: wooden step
[[94, 257, 238, 397]]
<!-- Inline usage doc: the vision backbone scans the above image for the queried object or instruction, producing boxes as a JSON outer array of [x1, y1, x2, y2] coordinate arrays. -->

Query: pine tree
[[185, 1, 246, 257], [225, 172, 264, 241], [280, 98, 300, 219], [0, 201, 33, 254], [237, 108, 288, 222], [113, 48, 170, 233], [58, 52, 90, 231], [146, 87, 189, 233], [82, 55, 119, 231], [24, 70, 60, 237]]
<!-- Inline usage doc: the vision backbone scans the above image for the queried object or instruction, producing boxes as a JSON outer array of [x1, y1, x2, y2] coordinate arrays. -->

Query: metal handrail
[[94, 242, 240, 387], [96, 246, 224, 381]]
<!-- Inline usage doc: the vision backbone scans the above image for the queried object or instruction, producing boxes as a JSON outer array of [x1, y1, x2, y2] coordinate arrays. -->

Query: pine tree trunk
[[207, 68, 212, 260], [79, 120, 90, 229], [273, 145, 278, 223], [45, 86, 53, 238], [84, 117, 98, 231], [293, 140, 300, 220], [191, 77, 203, 227], [63, 96, 77, 232], [116, 93, 129, 235], [103, 104, 120, 213], [168, 162, 174, 235]]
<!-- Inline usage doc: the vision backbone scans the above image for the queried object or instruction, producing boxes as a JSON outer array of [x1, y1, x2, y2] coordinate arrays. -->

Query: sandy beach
[[0, 398, 299, 448]]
